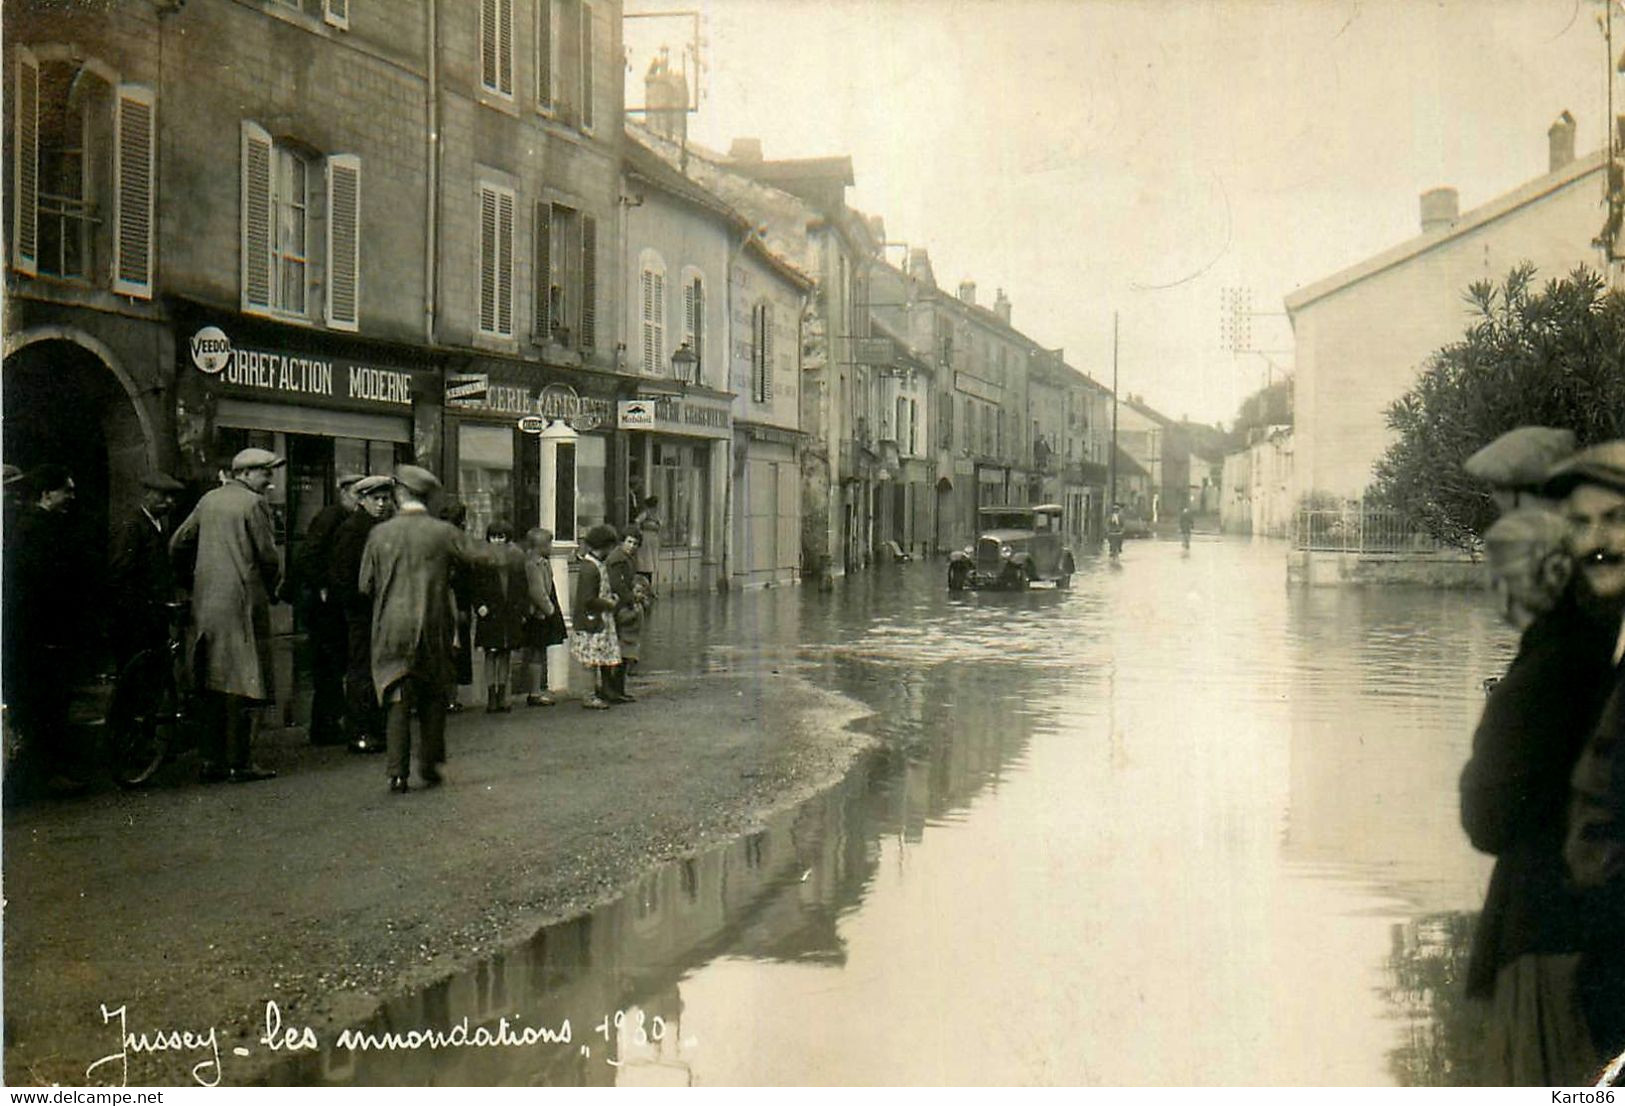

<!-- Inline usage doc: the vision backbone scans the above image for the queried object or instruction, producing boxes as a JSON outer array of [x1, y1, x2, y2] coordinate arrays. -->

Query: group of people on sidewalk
[[1459, 430, 1625, 1086], [2, 449, 663, 796]]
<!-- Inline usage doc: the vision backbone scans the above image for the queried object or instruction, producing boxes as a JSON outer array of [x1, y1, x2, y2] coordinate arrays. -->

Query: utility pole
[[1109, 311, 1119, 508]]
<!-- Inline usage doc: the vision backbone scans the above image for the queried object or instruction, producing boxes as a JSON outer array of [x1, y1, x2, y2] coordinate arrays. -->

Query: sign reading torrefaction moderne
[[189, 326, 415, 408]]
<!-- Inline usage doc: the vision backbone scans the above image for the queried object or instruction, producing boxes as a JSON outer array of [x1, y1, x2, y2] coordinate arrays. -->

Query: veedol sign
[[189, 326, 415, 408]]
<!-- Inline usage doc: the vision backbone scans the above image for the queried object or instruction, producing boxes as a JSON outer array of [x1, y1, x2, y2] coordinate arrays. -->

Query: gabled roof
[[623, 134, 748, 231], [1112, 446, 1151, 479], [1285, 149, 1607, 314]]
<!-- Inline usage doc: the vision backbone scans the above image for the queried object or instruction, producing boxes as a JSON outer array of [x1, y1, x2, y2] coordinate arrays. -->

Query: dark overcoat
[[108, 508, 175, 647], [168, 481, 281, 700], [472, 542, 527, 651], [358, 506, 494, 702], [1460, 594, 1618, 998]]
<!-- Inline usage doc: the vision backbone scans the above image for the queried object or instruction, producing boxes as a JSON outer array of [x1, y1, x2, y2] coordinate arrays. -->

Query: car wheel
[[1055, 574, 1071, 589], [947, 564, 966, 591]]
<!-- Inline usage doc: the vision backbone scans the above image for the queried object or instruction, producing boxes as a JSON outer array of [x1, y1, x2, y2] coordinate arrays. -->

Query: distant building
[[1221, 426, 1294, 538], [1285, 111, 1615, 503]]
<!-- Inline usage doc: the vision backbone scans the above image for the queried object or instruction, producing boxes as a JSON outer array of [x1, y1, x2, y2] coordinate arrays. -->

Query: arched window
[[680, 266, 705, 380], [639, 250, 666, 374]]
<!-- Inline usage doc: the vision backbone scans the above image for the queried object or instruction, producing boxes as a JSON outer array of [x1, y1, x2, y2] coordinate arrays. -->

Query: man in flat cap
[[329, 474, 395, 754], [294, 472, 362, 746], [1543, 441, 1625, 1071], [1465, 426, 1578, 514], [4, 464, 87, 790], [108, 472, 186, 672], [1459, 452, 1621, 1084], [168, 448, 284, 783], [359, 464, 499, 792]]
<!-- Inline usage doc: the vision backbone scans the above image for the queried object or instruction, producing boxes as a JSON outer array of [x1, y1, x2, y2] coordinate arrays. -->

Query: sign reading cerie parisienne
[[190, 326, 415, 408]]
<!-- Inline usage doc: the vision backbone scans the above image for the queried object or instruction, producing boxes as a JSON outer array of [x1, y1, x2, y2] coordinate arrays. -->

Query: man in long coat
[[293, 472, 360, 745], [168, 448, 283, 783], [358, 465, 495, 792], [329, 475, 393, 753]]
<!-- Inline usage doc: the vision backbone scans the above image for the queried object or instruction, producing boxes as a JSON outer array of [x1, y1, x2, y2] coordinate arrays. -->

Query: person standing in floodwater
[[1460, 509, 1618, 1085]]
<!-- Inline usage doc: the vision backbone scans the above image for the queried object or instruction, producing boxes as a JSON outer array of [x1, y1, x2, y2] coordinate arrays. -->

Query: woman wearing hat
[[570, 524, 622, 709]]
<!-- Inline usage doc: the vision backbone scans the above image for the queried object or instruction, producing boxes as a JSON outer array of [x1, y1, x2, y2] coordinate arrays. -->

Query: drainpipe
[[424, 0, 440, 347]]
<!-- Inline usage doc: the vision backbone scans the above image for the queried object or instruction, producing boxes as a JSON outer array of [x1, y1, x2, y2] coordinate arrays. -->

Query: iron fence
[[1293, 503, 1445, 554]]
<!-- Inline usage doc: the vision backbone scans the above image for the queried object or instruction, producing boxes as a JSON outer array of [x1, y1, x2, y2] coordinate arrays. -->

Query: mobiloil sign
[[189, 325, 413, 407]]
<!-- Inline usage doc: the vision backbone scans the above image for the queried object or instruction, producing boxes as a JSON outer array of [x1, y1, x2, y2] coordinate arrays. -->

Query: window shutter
[[12, 47, 39, 276], [683, 280, 696, 352], [480, 0, 499, 91], [533, 201, 551, 340], [536, 0, 553, 109], [113, 84, 157, 298], [579, 2, 595, 130], [691, 277, 703, 368], [240, 121, 273, 310], [751, 303, 764, 402], [579, 213, 596, 348], [325, 154, 361, 330], [640, 269, 655, 372], [497, 189, 514, 335], [324, 0, 350, 29], [499, 0, 514, 96], [652, 269, 664, 370], [478, 186, 497, 333], [762, 303, 774, 401]]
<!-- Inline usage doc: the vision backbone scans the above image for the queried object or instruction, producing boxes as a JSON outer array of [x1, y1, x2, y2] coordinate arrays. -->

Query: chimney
[[1419, 187, 1458, 233], [1549, 110, 1576, 173], [993, 288, 1011, 326], [642, 48, 689, 144], [907, 247, 936, 289], [958, 280, 976, 306], [728, 137, 763, 163]]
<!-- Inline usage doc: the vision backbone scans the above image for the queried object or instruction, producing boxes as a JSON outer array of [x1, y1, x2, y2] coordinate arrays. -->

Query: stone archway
[[3, 330, 157, 557]]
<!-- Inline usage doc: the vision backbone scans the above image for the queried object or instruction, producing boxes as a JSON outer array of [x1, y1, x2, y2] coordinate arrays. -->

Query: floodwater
[[282, 537, 1516, 1087]]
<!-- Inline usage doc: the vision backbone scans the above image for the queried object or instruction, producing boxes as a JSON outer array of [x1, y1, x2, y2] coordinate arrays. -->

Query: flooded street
[[288, 537, 1513, 1087]]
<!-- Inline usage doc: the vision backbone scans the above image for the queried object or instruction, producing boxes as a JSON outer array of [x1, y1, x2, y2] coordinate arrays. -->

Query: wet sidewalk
[[2, 632, 874, 1086]]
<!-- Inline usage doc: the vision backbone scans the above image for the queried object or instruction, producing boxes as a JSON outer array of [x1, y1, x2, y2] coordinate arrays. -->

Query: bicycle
[[103, 601, 194, 787]]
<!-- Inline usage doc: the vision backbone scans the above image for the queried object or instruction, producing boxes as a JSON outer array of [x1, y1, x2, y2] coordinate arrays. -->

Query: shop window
[[11, 49, 154, 297], [477, 180, 515, 338], [535, 202, 595, 350], [241, 121, 360, 328], [653, 441, 703, 549], [459, 423, 515, 540], [479, 0, 514, 100]]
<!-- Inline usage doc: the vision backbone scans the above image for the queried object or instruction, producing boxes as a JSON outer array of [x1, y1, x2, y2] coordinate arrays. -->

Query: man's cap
[[583, 523, 620, 550], [1484, 507, 1569, 561], [1464, 426, 1578, 490], [354, 474, 394, 497], [231, 447, 286, 472], [1542, 439, 1625, 498], [336, 472, 364, 489], [393, 464, 441, 496], [621, 524, 643, 542], [140, 472, 185, 493]]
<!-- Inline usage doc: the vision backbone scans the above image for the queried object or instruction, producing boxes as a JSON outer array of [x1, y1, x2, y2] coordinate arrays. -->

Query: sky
[[622, 0, 1615, 426]]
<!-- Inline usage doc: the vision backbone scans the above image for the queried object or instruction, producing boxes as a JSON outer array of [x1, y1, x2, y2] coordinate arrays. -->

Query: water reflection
[[274, 540, 1507, 1086]]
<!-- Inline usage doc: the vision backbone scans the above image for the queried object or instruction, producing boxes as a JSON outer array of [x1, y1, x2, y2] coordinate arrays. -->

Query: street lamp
[[671, 342, 698, 385]]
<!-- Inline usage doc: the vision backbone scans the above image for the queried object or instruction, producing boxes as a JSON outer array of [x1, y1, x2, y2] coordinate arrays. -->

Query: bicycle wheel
[[105, 649, 176, 787]]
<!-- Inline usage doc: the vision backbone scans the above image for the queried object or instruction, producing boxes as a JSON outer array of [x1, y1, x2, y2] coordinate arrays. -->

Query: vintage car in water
[[947, 504, 1076, 590]]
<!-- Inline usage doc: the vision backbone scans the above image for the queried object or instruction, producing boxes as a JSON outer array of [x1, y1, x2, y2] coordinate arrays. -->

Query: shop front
[[442, 361, 620, 543], [618, 385, 731, 594], [173, 307, 438, 597]]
